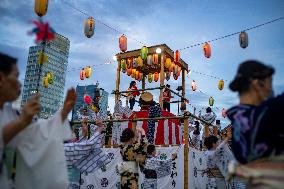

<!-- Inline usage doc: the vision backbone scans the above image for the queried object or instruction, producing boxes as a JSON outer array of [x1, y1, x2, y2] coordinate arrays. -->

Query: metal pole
[[184, 117, 189, 189]]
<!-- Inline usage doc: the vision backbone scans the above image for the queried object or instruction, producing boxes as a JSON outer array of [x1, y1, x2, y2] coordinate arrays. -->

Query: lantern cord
[[178, 16, 284, 51], [188, 70, 229, 82], [61, 0, 147, 46]]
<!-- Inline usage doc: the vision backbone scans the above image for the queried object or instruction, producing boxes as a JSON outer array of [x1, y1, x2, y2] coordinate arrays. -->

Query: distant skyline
[[1, 0, 284, 127]]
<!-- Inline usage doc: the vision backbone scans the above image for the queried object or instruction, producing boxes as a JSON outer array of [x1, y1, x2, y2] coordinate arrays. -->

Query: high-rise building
[[71, 82, 109, 120], [21, 33, 70, 118]]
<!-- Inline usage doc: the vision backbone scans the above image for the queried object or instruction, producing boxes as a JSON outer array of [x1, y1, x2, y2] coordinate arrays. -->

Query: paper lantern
[[137, 72, 142, 81], [147, 55, 153, 65], [165, 72, 171, 81], [135, 70, 140, 80], [132, 58, 137, 68], [175, 50, 180, 63], [90, 104, 98, 112], [209, 97, 214, 106], [84, 17, 95, 38], [37, 51, 48, 65], [127, 58, 133, 69], [239, 31, 248, 49], [153, 54, 159, 64], [165, 58, 171, 69], [177, 66, 181, 76], [85, 66, 91, 78], [173, 64, 178, 74], [148, 73, 153, 83], [84, 94, 92, 105], [140, 46, 148, 60], [154, 72, 159, 82], [119, 35, 127, 52], [137, 56, 143, 67], [121, 59, 126, 70], [46, 72, 53, 84], [203, 42, 211, 58], [132, 68, 136, 76], [169, 62, 175, 72], [191, 80, 196, 91], [80, 69, 85, 80], [34, 0, 48, 17], [218, 79, 224, 90], [222, 108, 227, 118], [43, 76, 49, 88], [127, 68, 132, 76]]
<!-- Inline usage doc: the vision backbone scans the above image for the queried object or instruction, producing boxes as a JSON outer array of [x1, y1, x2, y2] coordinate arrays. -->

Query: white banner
[[71, 146, 210, 189]]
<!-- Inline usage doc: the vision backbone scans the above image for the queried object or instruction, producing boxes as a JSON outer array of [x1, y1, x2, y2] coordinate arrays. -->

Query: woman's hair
[[0, 53, 17, 75], [120, 128, 135, 142], [193, 121, 200, 135], [147, 144, 156, 155], [229, 60, 274, 94], [129, 81, 136, 88], [204, 135, 218, 150]]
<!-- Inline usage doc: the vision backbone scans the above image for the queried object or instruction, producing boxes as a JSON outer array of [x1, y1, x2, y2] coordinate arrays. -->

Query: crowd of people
[[1, 52, 283, 189]]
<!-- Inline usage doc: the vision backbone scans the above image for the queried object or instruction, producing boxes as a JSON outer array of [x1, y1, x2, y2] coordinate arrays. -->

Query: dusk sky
[[1, 0, 284, 126]]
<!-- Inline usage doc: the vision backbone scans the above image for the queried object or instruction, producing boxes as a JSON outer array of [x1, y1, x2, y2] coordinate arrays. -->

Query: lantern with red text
[[154, 72, 159, 82], [80, 69, 85, 80], [119, 35, 127, 52], [203, 42, 211, 58], [84, 17, 95, 38]]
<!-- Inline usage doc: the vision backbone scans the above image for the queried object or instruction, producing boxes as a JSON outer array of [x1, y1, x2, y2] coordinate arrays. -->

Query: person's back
[[227, 60, 284, 164]]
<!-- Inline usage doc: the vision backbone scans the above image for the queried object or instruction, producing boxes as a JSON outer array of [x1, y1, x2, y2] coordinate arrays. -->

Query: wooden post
[[115, 59, 121, 103], [205, 124, 209, 137], [142, 74, 145, 91], [160, 53, 165, 109], [184, 117, 189, 189], [213, 126, 218, 136], [182, 69, 185, 98], [131, 114, 137, 133]]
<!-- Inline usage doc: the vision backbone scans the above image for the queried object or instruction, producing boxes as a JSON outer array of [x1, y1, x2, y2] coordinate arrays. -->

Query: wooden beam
[[112, 86, 164, 94], [182, 69, 185, 98], [160, 53, 165, 109]]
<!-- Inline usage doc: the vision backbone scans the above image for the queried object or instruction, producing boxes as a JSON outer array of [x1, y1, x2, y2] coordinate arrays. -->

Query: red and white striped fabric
[[127, 110, 182, 145]]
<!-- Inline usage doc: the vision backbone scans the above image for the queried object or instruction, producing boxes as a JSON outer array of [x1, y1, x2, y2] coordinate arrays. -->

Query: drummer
[[139, 92, 153, 111], [127, 81, 140, 110]]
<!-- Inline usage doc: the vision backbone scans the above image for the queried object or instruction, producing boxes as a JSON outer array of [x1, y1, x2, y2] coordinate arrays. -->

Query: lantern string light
[[188, 70, 229, 82], [178, 16, 284, 51], [61, 0, 147, 46]]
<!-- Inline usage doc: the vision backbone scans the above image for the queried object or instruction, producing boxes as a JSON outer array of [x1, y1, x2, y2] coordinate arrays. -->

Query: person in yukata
[[226, 60, 284, 188], [0, 52, 76, 189], [199, 107, 217, 138], [142, 144, 177, 189], [127, 81, 140, 110], [117, 128, 147, 189], [203, 135, 245, 189], [191, 121, 201, 149], [147, 101, 162, 144]]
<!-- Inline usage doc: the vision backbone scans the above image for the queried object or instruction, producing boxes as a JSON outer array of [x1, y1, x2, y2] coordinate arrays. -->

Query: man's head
[[206, 107, 212, 113], [229, 60, 274, 105], [0, 53, 21, 105], [147, 144, 156, 156], [204, 135, 218, 150]]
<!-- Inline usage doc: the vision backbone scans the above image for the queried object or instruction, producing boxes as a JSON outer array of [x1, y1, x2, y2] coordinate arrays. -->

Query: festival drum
[[139, 92, 153, 110]]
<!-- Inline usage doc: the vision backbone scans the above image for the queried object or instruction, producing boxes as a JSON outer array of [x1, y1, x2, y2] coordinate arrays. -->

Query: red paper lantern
[[154, 72, 159, 82], [127, 68, 132, 76], [84, 94, 92, 105], [119, 35, 127, 52], [203, 42, 211, 58], [153, 54, 159, 64], [127, 58, 133, 69], [169, 62, 175, 72], [175, 50, 180, 63], [80, 69, 85, 80]]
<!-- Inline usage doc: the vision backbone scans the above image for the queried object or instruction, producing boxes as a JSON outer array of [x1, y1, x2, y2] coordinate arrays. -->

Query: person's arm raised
[[3, 94, 41, 144], [61, 88, 77, 122]]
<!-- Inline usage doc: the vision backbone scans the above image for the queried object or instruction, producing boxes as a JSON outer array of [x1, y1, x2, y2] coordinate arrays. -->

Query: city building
[[71, 82, 109, 120], [21, 33, 70, 118]]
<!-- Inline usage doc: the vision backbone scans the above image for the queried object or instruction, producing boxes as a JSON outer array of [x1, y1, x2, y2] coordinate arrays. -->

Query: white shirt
[[0, 104, 72, 189]]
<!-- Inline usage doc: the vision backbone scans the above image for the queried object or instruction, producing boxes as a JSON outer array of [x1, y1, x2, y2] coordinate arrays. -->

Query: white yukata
[[142, 156, 173, 189], [0, 104, 73, 189], [204, 142, 244, 189]]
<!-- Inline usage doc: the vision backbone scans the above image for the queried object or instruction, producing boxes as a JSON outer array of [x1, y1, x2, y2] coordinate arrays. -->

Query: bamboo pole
[[71, 112, 216, 127], [142, 75, 145, 91], [167, 88, 189, 102], [182, 69, 185, 98], [160, 54, 165, 109], [112, 86, 164, 94], [205, 124, 209, 137], [115, 60, 121, 103], [184, 117, 189, 189]]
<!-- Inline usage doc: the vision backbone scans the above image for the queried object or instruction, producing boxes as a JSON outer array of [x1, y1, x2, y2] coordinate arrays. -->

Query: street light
[[156, 47, 162, 54], [112, 55, 117, 61]]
